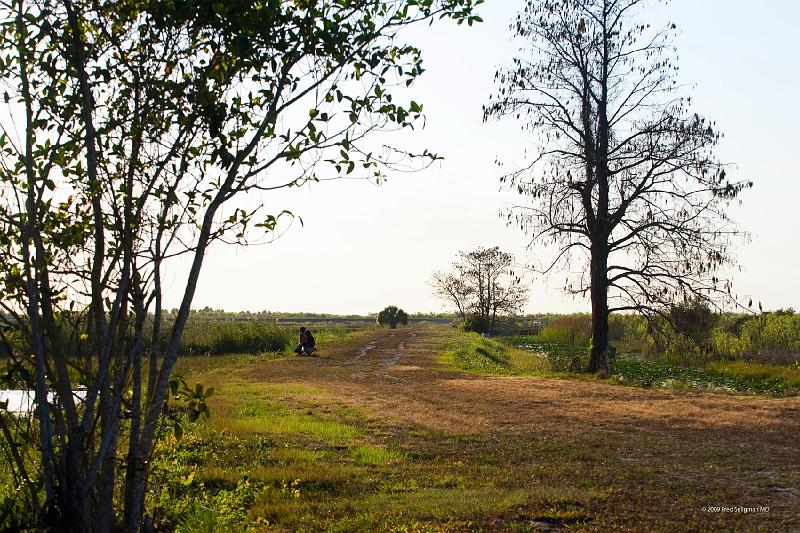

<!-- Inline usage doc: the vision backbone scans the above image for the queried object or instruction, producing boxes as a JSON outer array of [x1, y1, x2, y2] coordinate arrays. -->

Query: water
[[0, 389, 87, 416]]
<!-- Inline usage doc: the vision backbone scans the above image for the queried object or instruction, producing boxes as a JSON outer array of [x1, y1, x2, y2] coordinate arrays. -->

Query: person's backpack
[[306, 331, 315, 347]]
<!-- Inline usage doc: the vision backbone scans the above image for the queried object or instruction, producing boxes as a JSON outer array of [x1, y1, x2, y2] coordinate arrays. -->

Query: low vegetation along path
[[244, 324, 800, 531]]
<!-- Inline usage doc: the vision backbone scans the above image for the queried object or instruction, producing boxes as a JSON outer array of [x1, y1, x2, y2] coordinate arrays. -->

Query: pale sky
[[167, 0, 800, 315]]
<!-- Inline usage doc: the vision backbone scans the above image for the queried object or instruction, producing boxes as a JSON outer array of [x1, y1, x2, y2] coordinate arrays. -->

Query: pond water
[[0, 389, 87, 416]]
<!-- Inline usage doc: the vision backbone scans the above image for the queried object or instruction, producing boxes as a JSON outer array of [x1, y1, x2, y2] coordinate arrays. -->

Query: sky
[[165, 0, 800, 316]]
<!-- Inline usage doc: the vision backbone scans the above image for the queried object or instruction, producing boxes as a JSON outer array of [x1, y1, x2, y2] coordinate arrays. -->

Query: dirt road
[[247, 324, 800, 531]]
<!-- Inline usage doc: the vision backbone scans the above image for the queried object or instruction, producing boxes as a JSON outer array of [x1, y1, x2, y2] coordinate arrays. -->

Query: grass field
[[144, 324, 800, 531]]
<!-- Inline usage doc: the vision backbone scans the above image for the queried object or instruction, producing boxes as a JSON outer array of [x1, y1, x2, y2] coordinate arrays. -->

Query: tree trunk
[[588, 10, 612, 376], [125, 183, 231, 531], [587, 243, 609, 373]]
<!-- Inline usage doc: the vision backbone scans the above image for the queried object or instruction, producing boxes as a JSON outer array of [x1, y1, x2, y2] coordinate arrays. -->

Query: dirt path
[[246, 325, 800, 530]]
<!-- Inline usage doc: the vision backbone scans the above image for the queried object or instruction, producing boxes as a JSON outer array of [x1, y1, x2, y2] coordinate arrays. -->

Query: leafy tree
[[485, 0, 750, 372], [0, 0, 482, 530], [431, 247, 528, 335], [377, 306, 409, 329], [668, 297, 719, 347]]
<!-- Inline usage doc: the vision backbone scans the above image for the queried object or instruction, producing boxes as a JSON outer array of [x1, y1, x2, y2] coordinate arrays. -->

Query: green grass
[[149, 346, 591, 531], [357, 487, 530, 517], [438, 332, 551, 374], [706, 360, 800, 388], [178, 374, 358, 444], [504, 335, 800, 396], [271, 448, 327, 464], [229, 405, 360, 443], [351, 445, 404, 465]]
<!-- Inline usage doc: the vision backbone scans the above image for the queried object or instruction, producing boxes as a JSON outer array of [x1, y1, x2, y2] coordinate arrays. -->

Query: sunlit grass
[[227, 410, 359, 442], [272, 448, 327, 464], [247, 463, 359, 491], [190, 379, 358, 443], [351, 445, 404, 465], [437, 331, 551, 375], [706, 360, 800, 387], [358, 487, 530, 517]]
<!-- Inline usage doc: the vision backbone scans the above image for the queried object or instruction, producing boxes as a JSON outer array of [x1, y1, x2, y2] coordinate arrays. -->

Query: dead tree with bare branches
[[485, 0, 750, 372]]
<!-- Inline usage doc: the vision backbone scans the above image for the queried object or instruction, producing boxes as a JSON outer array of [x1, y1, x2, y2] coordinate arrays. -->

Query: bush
[[461, 314, 489, 334], [669, 298, 718, 346], [376, 306, 408, 329]]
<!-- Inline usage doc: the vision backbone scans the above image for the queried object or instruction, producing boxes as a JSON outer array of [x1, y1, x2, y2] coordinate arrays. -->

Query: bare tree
[[429, 271, 473, 321], [485, 0, 750, 372], [431, 247, 528, 335]]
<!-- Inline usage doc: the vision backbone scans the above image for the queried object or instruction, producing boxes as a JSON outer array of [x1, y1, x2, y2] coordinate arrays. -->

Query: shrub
[[668, 298, 718, 346], [461, 314, 489, 334], [376, 306, 408, 329]]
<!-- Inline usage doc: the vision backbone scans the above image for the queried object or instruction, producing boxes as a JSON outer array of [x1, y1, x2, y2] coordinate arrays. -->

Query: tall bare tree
[[485, 0, 750, 371]]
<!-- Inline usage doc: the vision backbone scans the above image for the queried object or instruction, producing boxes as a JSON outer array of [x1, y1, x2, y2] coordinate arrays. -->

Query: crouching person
[[294, 327, 316, 356]]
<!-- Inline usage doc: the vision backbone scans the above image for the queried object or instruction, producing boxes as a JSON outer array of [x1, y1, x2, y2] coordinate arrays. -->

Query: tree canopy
[[377, 305, 409, 329], [0, 0, 482, 529]]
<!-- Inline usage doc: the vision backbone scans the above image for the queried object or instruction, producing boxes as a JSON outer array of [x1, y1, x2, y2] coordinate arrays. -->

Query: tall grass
[[712, 314, 800, 362], [534, 312, 800, 365], [176, 320, 357, 355], [179, 321, 296, 355], [536, 314, 649, 351], [537, 315, 591, 347], [509, 311, 800, 395]]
